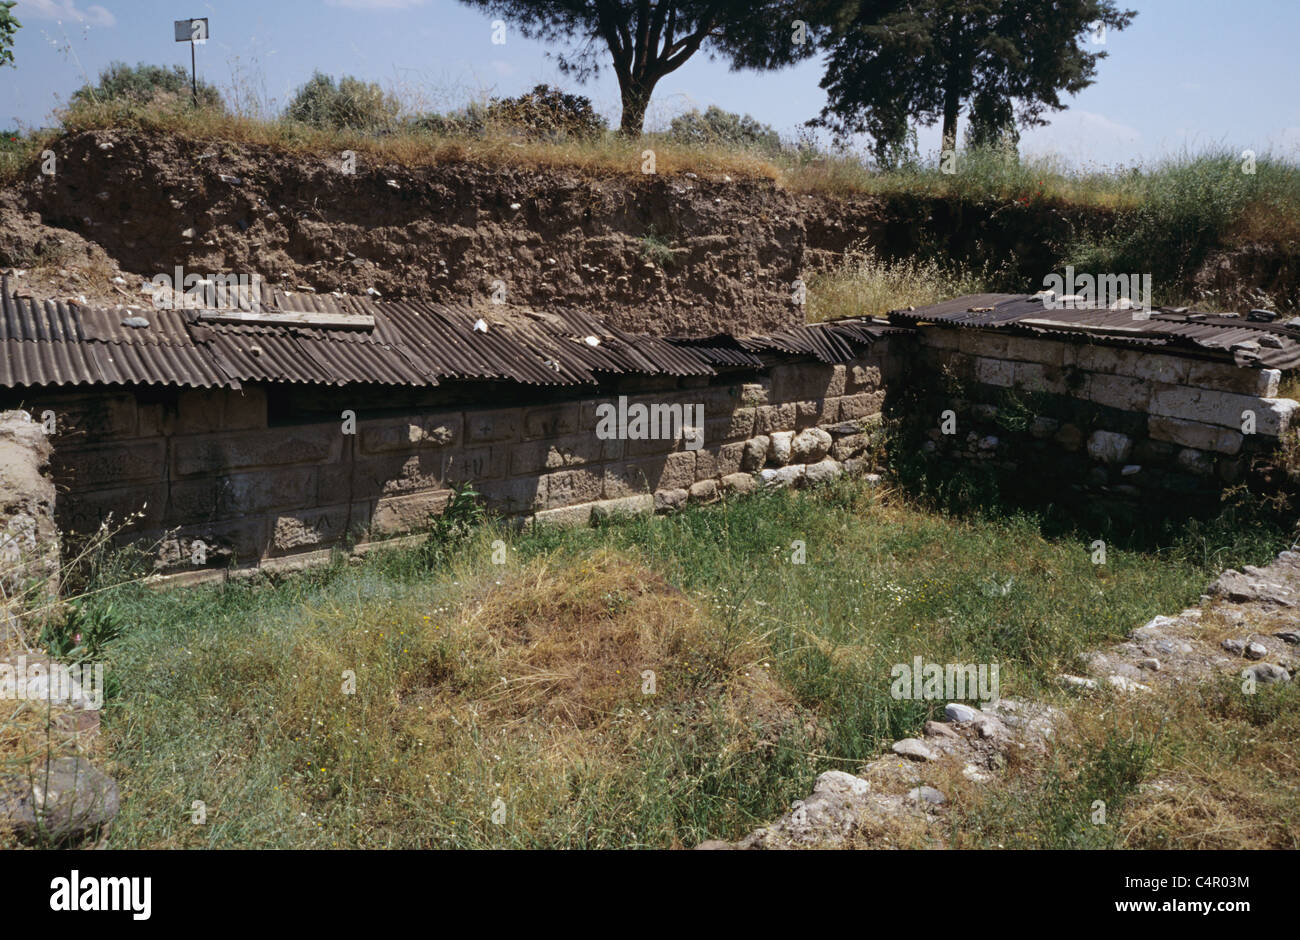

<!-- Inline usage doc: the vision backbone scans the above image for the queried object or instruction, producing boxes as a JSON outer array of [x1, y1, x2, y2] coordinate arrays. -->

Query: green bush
[[68, 61, 224, 112], [422, 484, 487, 567], [1067, 151, 1262, 288], [41, 600, 123, 662], [484, 84, 606, 140], [284, 72, 401, 132], [668, 106, 781, 152]]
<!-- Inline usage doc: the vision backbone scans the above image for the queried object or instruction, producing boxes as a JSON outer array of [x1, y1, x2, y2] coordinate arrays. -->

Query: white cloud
[[1019, 110, 1143, 167], [16, 0, 115, 27], [1066, 110, 1143, 144]]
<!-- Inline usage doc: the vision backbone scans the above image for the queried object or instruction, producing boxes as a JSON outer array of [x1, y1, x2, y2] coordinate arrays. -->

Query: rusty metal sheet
[[0, 289, 83, 342], [894, 293, 1300, 371], [3, 276, 902, 392]]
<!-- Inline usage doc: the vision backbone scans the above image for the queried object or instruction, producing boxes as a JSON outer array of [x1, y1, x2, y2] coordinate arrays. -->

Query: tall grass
[[807, 245, 999, 322], [85, 479, 1287, 848], [1068, 150, 1300, 291], [948, 677, 1300, 849]]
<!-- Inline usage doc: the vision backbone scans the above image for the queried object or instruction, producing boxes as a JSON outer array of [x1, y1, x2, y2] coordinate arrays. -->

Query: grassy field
[[58, 477, 1289, 849]]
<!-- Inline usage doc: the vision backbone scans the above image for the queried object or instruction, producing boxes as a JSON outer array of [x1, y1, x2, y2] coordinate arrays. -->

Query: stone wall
[[11, 324, 1300, 582], [912, 329, 1298, 506], [0, 410, 59, 645], [15, 342, 905, 580]]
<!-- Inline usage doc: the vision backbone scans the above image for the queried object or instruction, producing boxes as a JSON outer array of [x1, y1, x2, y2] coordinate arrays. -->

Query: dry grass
[[807, 245, 996, 322], [106, 542, 816, 848], [934, 677, 1300, 850], [92, 478, 1290, 848], [50, 103, 781, 184]]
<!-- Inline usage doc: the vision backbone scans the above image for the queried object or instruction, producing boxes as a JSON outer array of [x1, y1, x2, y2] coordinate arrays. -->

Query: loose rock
[[891, 738, 938, 762], [944, 702, 978, 722]]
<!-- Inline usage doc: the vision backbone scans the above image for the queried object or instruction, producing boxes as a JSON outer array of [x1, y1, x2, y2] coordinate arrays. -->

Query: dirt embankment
[[1, 129, 1296, 329], [0, 130, 814, 337]]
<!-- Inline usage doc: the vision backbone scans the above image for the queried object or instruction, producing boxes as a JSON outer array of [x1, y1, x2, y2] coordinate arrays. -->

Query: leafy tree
[[455, 1, 840, 136], [69, 61, 224, 110], [668, 105, 781, 151], [0, 1, 19, 70], [963, 88, 1018, 152], [485, 83, 607, 139], [285, 72, 401, 132], [816, 0, 1135, 162]]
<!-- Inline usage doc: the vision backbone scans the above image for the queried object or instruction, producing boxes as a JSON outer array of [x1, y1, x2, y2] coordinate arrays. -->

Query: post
[[175, 18, 209, 107]]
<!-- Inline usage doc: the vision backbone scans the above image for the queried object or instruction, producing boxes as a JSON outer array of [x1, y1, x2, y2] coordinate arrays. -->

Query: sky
[[2, 0, 1298, 169]]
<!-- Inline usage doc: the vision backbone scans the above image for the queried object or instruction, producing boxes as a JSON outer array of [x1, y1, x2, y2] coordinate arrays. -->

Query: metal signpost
[[174, 17, 209, 105]]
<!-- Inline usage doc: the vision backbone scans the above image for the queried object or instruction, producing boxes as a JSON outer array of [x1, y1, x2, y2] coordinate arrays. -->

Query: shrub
[[1066, 152, 1261, 288], [406, 104, 488, 138], [68, 61, 224, 112], [484, 84, 606, 140], [284, 72, 401, 132], [639, 228, 677, 268], [40, 600, 123, 662], [668, 106, 781, 152], [422, 484, 487, 566]]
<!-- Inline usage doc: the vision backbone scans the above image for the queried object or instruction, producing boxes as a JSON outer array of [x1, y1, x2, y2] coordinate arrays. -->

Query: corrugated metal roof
[[1, 285, 235, 388], [891, 294, 1300, 369], [0, 276, 900, 391]]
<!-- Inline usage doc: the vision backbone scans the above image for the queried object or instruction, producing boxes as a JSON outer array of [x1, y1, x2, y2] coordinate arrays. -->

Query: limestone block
[[522, 403, 580, 440], [791, 427, 833, 463], [688, 479, 718, 502], [1085, 373, 1150, 412], [1150, 384, 1298, 435], [272, 505, 352, 552], [759, 465, 805, 488], [533, 503, 594, 527], [371, 490, 452, 537], [754, 403, 797, 434], [443, 446, 508, 484], [1086, 430, 1133, 464], [803, 458, 843, 486], [360, 415, 461, 455], [1147, 416, 1244, 455], [654, 488, 688, 512], [174, 426, 336, 476], [540, 467, 603, 508], [836, 390, 885, 421], [719, 473, 757, 495], [769, 431, 795, 466], [590, 494, 654, 522], [1175, 448, 1215, 477], [742, 436, 770, 471], [62, 440, 166, 486], [973, 357, 1015, 388], [464, 407, 522, 444]]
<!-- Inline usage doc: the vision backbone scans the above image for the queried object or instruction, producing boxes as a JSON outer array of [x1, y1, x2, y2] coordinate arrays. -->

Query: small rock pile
[[701, 548, 1299, 849], [1060, 550, 1300, 691], [698, 697, 1063, 849]]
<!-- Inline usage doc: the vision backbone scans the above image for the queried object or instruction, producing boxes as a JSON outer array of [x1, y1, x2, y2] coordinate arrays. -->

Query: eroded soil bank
[[4, 129, 1296, 335]]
